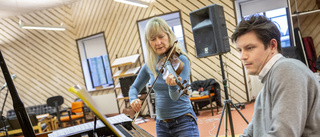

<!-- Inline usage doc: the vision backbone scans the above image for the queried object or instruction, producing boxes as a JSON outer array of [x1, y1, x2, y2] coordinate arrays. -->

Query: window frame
[[234, 0, 294, 47], [76, 32, 114, 91]]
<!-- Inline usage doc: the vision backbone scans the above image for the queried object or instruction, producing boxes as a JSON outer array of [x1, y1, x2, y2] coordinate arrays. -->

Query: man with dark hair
[[232, 15, 320, 137]]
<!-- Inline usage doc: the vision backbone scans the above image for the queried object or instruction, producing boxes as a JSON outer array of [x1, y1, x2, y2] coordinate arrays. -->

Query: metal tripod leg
[[216, 99, 249, 137], [229, 100, 249, 124], [216, 100, 235, 137]]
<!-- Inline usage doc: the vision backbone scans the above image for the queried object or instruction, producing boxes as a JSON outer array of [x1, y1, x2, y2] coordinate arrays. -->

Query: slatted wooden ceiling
[[0, 0, 248, 114]]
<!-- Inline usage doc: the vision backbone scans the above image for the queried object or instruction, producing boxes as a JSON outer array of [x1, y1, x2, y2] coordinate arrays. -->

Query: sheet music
[[48, 114, 132, 137], [48, 120, 105, 137], [108, 114, 132, 125]]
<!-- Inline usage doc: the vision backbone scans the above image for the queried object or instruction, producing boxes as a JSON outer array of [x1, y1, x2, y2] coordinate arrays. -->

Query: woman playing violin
[[129, 17, 199, 137]]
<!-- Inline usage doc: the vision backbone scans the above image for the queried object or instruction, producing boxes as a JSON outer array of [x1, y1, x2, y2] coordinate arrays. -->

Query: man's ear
[[270, 39, 278, 54]]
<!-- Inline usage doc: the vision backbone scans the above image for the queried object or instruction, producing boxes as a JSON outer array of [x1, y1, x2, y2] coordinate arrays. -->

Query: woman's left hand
[[166, 73, 182, 86]]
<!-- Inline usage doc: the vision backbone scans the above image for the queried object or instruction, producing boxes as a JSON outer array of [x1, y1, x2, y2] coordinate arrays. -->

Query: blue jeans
[[156, 111, 199, 137]]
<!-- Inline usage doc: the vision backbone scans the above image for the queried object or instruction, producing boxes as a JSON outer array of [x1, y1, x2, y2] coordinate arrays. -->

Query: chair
[[59, 101, 87, 127], [46, 95, 64, 129], [189, 79, 222, 116]]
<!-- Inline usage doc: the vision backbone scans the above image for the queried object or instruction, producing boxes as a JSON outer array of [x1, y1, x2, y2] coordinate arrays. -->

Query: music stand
[[0, 51, 36, 137], [215, 54, 249, 137]]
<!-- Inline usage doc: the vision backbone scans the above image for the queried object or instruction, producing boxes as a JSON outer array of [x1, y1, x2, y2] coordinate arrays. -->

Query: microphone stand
[[0, 83, 7, 92], [1, 88, 9, 117]]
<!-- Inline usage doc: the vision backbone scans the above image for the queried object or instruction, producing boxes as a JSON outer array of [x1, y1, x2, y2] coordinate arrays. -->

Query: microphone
[[0, 74, 17, 91]]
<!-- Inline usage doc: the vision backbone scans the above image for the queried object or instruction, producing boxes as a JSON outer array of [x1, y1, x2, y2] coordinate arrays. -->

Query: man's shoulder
[[272, 57, 313, 77], [275, 57, 306, 69]]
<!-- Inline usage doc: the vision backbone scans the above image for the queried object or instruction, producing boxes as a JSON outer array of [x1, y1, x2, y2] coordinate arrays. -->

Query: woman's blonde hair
[[144, 17, 190, 77]]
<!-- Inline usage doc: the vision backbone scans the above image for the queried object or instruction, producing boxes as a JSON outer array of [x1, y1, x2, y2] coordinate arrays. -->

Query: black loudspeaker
[[190, 4, 230, 58]]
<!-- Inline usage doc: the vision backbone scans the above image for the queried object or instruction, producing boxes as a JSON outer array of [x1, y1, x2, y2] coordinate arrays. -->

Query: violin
[[156, 40, 190, 96]]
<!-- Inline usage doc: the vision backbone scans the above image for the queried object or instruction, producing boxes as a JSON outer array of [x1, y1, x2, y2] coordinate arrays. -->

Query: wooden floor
[[138, 102, 254, 137]]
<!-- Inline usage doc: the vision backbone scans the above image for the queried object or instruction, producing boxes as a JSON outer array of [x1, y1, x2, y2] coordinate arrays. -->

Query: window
[[235, 0, 293, 48], [265, 8, 291, 47], [77, 32, 114, 91], [243, 8, 292, 48], [245, 8, 291, 48], [172, 25, 185, 51]]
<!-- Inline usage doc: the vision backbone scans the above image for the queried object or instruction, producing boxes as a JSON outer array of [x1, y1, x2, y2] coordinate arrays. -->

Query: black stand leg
[[216, 55, 248, 137], [93, 115, 97, 137]]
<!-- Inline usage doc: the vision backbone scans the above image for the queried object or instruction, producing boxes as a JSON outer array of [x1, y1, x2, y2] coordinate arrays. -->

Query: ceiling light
[[19, 20, 66, 31], [114, 0, 149, 8]]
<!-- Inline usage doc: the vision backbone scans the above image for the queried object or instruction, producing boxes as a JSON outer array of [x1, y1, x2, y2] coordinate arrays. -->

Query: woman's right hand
[[130, 99, 142, 112]]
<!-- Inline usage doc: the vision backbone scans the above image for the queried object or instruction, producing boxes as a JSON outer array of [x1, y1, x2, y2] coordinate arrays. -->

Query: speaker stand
[[216, 54, 249, 137]]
